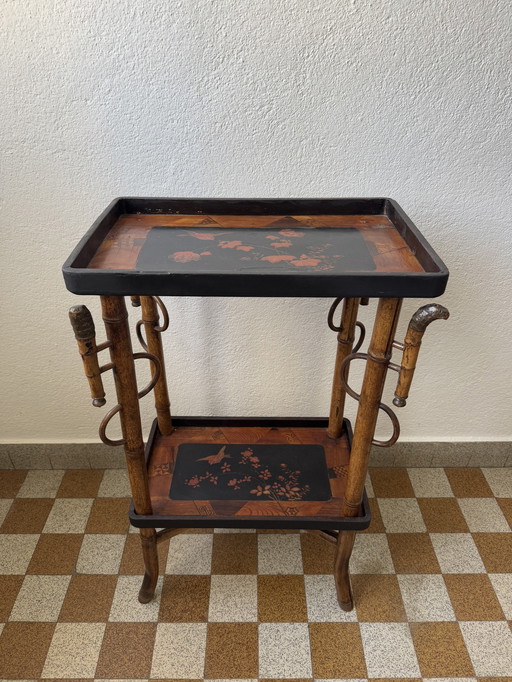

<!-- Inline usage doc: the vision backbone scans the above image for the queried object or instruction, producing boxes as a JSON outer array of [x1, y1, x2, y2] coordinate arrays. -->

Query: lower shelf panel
[[129, 417, 371, 530]]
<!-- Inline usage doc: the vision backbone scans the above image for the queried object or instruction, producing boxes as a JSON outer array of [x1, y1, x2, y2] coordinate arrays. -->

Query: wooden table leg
[[140, 296, 173, 436], [335, 297, 402, 609], [101, 295, 158, 603], [328, 298, 361, 439]]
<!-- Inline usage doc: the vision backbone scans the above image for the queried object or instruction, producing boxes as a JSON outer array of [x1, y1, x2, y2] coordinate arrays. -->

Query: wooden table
[[63, 197, 449, 610]]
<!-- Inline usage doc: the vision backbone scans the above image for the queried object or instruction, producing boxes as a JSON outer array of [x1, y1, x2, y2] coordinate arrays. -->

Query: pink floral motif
[[279, 229, 304, 237], [270, 240, 293, 248], [171, 251, 202, 263]]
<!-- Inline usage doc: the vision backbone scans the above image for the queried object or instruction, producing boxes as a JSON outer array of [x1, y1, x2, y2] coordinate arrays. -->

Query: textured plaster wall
[[1, 0, 511, 443]]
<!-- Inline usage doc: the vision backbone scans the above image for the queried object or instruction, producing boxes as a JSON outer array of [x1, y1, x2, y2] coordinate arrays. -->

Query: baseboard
[[0, 440, 511, 469]]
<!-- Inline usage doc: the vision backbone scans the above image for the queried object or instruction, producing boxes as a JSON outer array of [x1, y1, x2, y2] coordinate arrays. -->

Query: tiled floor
[[0, 466, 511, 680]]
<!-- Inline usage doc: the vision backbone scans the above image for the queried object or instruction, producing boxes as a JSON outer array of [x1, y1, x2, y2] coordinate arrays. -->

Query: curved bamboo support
[[393, 304, 450, 407], [69, 305, 108, 407]]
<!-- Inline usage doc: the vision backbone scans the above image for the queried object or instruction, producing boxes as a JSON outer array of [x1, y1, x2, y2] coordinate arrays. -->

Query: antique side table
[[63, 197, 449, 610]]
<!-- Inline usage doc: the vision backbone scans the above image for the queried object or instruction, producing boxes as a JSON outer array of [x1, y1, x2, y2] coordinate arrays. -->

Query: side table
[[63, 197, 449, 610]]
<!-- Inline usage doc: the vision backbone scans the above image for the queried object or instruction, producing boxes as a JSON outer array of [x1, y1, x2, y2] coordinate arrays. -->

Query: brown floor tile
[[478, 679, 512, 682], [497, 498, 512, 528], [310, 622, 366, 678], [473, 533, 512, 572], [410, 622, 474, 677], [370, 467, 415, 497], [362, 497, 385, 533], [0, 469, 27, 497], [211, 533, 258, 574], [371, 679, 421, 682], [0, 622, 55, 678], [58, 574, 117, 621], [445, 468, 493, 497], [257, 528, 299, 533], [95, 622, 156, 678], [261, 679, 312, 682], [27, 534, 83, 574], [418, 497, 469, 532], [119, 533, 169, 574], [159, 575, 211, 622], [300, 532, 335, 574], [85, 497, 130, 533], [204, 622, 258, 678], [351, 575, 407, 621], [0, 497, 53, 533], [57, 469, 104, 498], [387, 533, 441, 573], [258, 575, 307, 622], [0, 575, 24, 620], [444, 574, 505, 620]]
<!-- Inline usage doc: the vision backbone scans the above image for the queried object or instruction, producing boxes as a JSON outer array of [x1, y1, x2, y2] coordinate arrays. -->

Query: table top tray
[[129, 417, 372, 531], [63, 197, 448, 298]]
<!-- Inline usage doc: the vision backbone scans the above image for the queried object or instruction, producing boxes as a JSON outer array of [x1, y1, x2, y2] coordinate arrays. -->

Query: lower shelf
[[129, 417, 371, 530]]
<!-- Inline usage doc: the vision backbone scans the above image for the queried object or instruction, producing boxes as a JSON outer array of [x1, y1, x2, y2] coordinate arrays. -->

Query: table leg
[[140, 296, 173, 435], [335, 297, 402, 609], [328, 298, 361, 438], [101, 296, 159, 603]]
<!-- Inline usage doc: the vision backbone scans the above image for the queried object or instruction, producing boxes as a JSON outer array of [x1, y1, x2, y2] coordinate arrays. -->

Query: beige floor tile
[[305, 574, 357, 622], [43, 498, 93, 533], [0, 499, 12, 526], [205, 622, 258, 679], [214, 527, 256, 532], [211, 533, 258, 574], [445, 574, 505, 620], [370, 468, 415, 497], [352, 575, 407, 622], [152, 622, 207, 678], [258, 533, 303, 574], [445, 468, 493, 497], [351, 533, 394, 573], [10, 575, 71, 621], [378, 498, 427, 533], [97, 469, 131, 497], [310, 623, 365, 678], [76, 534, 125, 574], [410, 621, 474, 678], [489, 573, 512, 619], [259, 622, 312, 678], [460, 621, 512, 677], [482, 467, 512, 497], [95, 622, 156, 679], [1, 498, 54, 533], [258, 574, 308, 622], [27, 533, 83, 574], [17, 470, 64, 498], [398, 574, 455, 621], [0, 622, 55, 678], [430, 533, 486, 573], [458, 498, 511, 532], [165, 533, 213, 574], [59, 575, 117, 622], [109, 575, 163, 621], [159, 575, 210, 622], [407, 467, 454, 497], [0, 534, 39, 573], [361, 622, 420, 678], [42, 622, 105, 678], [208, 574, 257, 622]]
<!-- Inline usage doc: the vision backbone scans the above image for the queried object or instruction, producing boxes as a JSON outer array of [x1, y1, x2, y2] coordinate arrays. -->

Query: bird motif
[[197, 446, 231, 465]]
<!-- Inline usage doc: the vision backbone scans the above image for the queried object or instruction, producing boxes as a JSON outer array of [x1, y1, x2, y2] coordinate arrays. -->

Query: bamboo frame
[[100, 295, 159, 603]]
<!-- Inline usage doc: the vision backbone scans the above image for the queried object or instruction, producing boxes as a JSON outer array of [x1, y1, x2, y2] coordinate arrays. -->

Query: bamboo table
[[63, 197, 449, 610]]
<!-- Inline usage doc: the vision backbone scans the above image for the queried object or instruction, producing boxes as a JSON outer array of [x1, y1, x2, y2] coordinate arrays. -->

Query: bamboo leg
[[328, 298, 361, 438], [335, 298, 402, 610], [100, 296, 158, 604], [334, 530, 356, 610], [140, 296, 173, 435]]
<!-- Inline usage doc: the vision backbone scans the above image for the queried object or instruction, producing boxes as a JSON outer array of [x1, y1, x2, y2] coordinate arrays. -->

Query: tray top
[[63, 197, 448, 298]]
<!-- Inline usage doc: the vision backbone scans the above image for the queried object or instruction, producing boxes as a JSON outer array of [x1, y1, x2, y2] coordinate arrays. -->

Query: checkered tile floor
[[0, 466, 511, 680]]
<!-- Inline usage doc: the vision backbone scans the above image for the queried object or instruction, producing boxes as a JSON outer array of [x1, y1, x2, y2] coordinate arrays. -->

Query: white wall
[[1, 0, 511, 443]]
